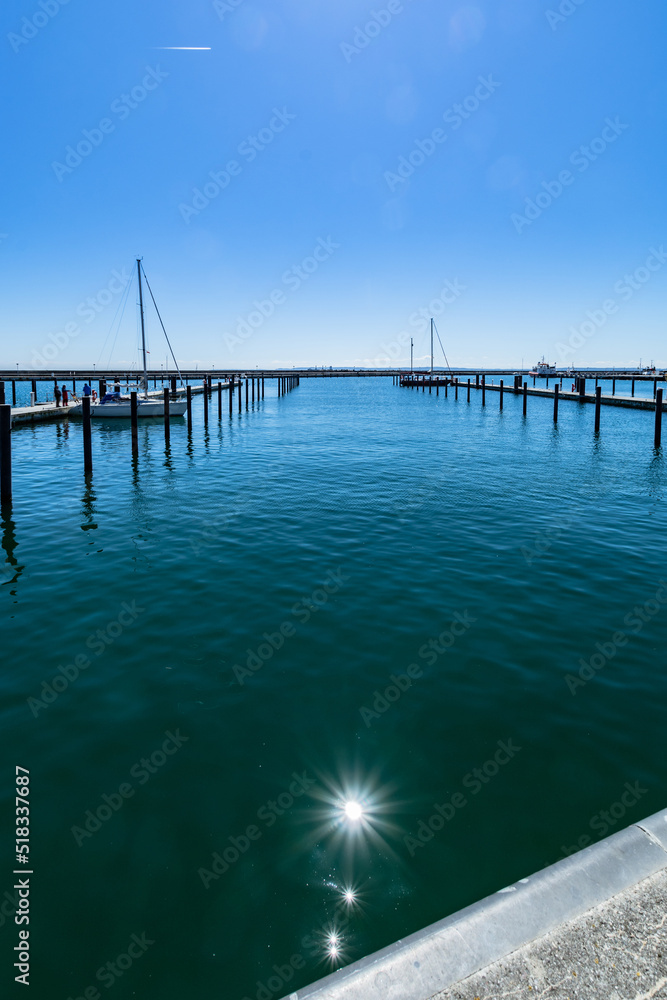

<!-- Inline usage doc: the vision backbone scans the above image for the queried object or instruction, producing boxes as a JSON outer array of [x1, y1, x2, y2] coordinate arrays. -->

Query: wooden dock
[[399, 376, 667, 411], [7, 384, 213, 428]]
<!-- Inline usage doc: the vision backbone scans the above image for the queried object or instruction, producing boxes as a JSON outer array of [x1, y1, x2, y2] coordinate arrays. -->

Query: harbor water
[[1, 377, 666, 999]]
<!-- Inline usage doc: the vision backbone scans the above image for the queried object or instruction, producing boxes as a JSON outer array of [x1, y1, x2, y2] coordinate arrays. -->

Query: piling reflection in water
[[0, 500, 23, 593], [80, 475, 98, 532]]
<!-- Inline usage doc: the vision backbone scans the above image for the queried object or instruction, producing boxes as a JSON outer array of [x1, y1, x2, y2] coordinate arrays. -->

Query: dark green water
[[1, 378, 666, 999]]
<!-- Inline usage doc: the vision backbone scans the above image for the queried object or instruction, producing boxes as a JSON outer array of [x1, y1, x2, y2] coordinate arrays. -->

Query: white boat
[[73, 396, 188, 418], [70, 258, 188, 419], [529, 357, 557, 377]]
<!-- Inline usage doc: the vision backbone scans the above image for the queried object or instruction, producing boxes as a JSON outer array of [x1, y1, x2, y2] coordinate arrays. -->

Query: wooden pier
[[5, 383, 213, 428], [398, 375, 666, 411]]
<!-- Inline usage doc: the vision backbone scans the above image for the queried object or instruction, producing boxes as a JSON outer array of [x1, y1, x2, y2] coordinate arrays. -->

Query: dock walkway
[[8, 384, 212, 427], [401, 378, 666, 411]]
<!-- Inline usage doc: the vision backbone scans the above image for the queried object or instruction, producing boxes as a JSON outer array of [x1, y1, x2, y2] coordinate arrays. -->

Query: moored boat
[[69, 258, 188, 418], [529, 357, 557, 377]]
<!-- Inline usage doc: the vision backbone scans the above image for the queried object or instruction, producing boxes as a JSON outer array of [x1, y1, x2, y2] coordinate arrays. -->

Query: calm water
[[1, 378, 666, 999]]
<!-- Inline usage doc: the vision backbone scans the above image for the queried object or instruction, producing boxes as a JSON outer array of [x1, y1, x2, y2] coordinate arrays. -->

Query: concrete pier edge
[[285, 808, 667, 1000]]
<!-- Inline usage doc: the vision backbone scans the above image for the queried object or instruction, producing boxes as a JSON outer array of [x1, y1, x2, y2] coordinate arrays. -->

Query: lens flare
[[344, 800, 363, 821]]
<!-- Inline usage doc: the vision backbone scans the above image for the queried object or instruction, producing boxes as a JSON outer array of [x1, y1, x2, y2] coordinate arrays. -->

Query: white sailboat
[[70, 259, 187, 418]]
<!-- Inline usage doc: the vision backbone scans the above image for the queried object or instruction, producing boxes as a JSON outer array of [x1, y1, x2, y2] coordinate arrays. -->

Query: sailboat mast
[[137, 258, 148, 397], [430, 318, 434, 375]]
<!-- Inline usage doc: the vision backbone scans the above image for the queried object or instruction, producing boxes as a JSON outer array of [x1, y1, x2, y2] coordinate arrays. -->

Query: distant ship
[[529, 357, 557, 377]]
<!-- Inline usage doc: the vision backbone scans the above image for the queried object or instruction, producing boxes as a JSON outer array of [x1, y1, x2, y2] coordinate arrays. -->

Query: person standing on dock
[[61, 384, 69, 406], [54, 385, 61, 407]]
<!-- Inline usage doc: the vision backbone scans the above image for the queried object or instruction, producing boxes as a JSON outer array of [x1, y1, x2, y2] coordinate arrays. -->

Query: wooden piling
[[631, 379, 635, 397], [553, 384, 559, 423], [578, 378, 585, 400], [0, 382, 5, 406], [482, 374, 486, 407], [653, 379, 657, 398], [612, 378, 616, 395], [467, 378, 470, 402], [11, 381, 16, 406], [476, 374, 480, 387], [436, 382, 439, 396], [171, 376, 177, 394], [245, 379, 249, 408], [455, 379, 458, 401], [238, 380, 242, 412], [0, 405, 11, 501], [262, 378, 264, 399], [163, 388, 170, 444], [229, 377, 233, 416], [594, 386, 601, 433], [32, 379, 37, 400], [82, 396, 93, 474], [131, 392, 138, 455], [203, 381, 209, 424], [655, 389, 663, 448], [187, 385, 193, 425], [523, 382, 528, 416], [252, 378, 255, 403], [99, 380, 106, 398], [218, 381, 222, 419], [499, 379, 503, 410]]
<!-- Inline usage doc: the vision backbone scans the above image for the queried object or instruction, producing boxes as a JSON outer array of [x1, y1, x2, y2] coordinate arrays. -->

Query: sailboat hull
[[69, 399, 187, 418]]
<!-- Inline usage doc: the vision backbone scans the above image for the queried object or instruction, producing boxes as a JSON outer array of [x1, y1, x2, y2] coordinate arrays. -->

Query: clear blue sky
[[1, 0, 665, 370]]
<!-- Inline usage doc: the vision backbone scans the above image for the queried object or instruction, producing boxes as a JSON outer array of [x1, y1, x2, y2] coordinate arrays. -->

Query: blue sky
[[1, 0, 665, 370]]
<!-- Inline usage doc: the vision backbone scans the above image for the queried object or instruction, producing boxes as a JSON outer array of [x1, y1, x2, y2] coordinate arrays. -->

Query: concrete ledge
[[287, 809, 667, 1000]]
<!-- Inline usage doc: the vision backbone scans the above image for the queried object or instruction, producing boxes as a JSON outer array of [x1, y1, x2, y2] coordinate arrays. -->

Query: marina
[[5, 3, 666, 996], [3, 376, 666, 999]]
